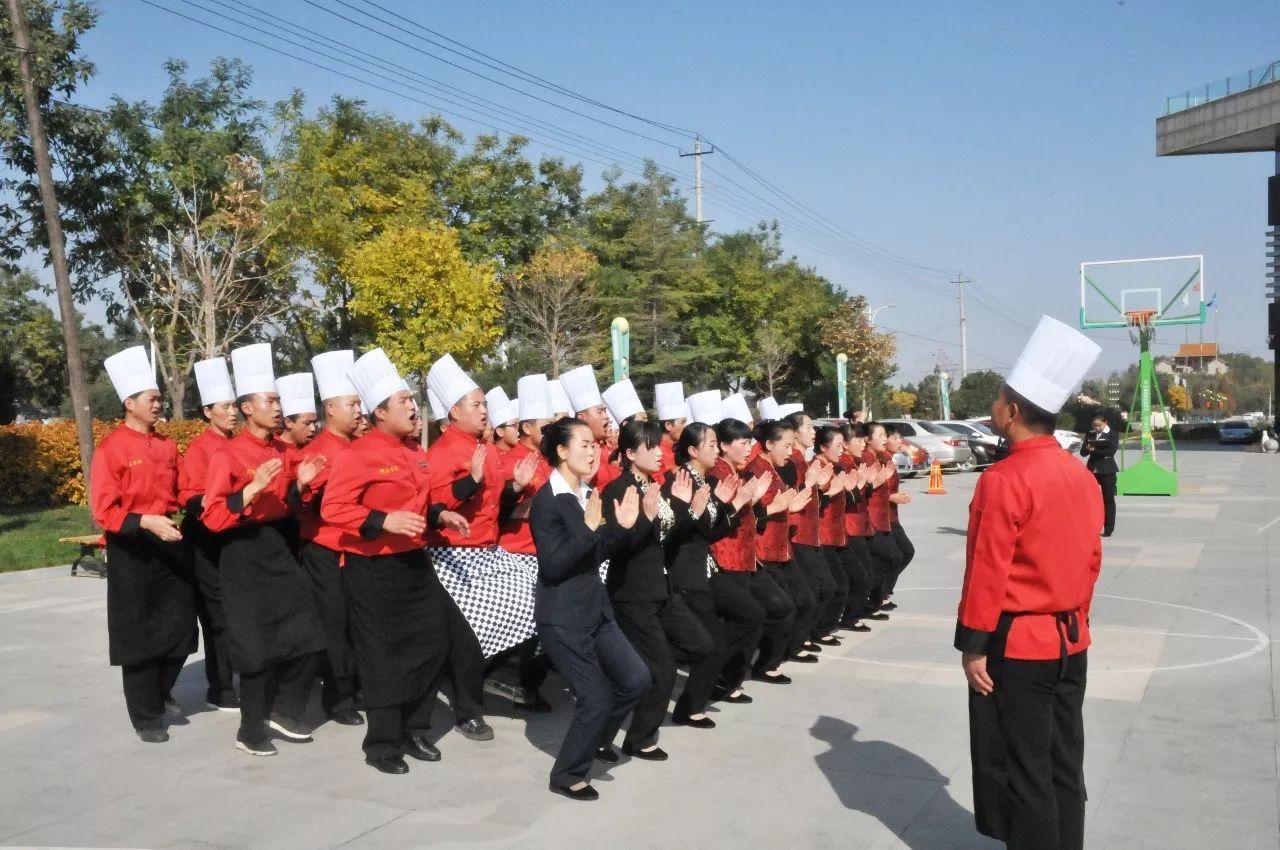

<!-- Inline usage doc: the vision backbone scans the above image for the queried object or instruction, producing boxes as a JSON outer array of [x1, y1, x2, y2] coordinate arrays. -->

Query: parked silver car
[[880, 419, 976, 471]]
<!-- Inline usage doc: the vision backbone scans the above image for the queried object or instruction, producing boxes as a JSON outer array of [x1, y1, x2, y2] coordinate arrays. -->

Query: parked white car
[[965, 417, 1081, 453]]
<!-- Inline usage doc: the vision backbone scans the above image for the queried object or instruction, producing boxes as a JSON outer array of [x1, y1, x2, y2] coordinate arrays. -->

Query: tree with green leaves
[[819, 294, 897, 415], [950, 369, 1005, 418]]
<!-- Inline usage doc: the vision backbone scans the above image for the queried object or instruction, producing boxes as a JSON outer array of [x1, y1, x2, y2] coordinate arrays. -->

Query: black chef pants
[[673, 588, 727, 716], [238, 653, 318, 744], [365, 689, 438, 758], [749, 566, 796, 673], [838, 537, 874, 623], [423, 591, 487, 724], [769, 561, 816, 658], [121, 657, 185, 732], [709, 570, 765, 693], [886, 521, 915, 598], [867, 532, 904, 610], [798, 543, 845, 637], [183, 517, 236, 705]]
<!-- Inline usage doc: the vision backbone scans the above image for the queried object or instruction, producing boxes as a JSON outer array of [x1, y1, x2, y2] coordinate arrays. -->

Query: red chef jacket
[[656, 439, 677, 484], [90, 424, 181, 533], [867, 450, 893, 533], [496, 442, 551, 555], [708, 458, 755, 572], [297, 427, 354, 551], [202, 429, 296, 532], [177, 426, 229, 509], [748, 454, 792, 563], [955, 435, 1103, 661], [593, 441, 622, 490], [426, 425, 503, 547], [788, 448, 821, 547], [321, 427, 437, 556], [880, 449, 902, 524], [817, 470, 848, 548]]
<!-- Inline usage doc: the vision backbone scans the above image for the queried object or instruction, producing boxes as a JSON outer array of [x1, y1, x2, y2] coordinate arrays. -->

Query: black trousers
[[970, 651, 1088, 850], [121, 657, 185, 732], [540, 619, 650, 788], [867, 532, 904, 609], [365, 688, 437, 758], [423, 591, 486, 724], [1095, 473, 1116, 536], [673, 588, 726, 715], [709, 570, 765, 692], [837, 538, 874, 623], [483, 636, 551, 692], [798, 543, 845, 636], [238, 653, 318, 743], [609, 595, 715, 749], [300, 542, 357, 716], [768, 560, 816, 657], [887, 522, 915, 598], [749, 567, 796, 673], [183, 518, 235, 705]]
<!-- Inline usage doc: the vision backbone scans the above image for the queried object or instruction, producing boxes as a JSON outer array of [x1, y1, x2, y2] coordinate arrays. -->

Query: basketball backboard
[[1080, 255, 1206, 330]]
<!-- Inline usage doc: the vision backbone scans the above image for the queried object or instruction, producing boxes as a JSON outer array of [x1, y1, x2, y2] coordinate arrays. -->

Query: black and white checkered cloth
[[430, 546, 539, 658]]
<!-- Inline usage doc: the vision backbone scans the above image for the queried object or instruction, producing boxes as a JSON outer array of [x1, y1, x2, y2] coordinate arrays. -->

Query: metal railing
[[1165, 60, 1280, 114]]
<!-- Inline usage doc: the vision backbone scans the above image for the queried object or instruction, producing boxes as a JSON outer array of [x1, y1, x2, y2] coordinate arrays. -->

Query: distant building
[[1165, 343, 1230, 375]]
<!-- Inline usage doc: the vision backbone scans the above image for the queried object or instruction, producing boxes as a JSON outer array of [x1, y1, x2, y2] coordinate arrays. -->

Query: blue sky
[[66, 0, 1280, 382]]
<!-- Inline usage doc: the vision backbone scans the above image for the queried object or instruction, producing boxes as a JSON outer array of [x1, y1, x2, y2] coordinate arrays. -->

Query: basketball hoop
[[1125, 309, 1157, 342]]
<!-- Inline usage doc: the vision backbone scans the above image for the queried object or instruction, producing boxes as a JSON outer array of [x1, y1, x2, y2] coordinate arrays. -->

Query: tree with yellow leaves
[[343, 222, 503, 390], [1166, 383, 1191, 413], [506, 242, 600, 377]]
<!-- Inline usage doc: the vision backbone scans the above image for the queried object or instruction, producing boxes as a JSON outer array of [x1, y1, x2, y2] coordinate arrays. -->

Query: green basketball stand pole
[[1116, 322, 1178, 496]]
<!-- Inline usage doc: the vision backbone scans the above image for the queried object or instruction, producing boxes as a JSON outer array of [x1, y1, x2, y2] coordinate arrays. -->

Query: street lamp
[[858, 305, 895, 417], [869, 304, 895, 325]]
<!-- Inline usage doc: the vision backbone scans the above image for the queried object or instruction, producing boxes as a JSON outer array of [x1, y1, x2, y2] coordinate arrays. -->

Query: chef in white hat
[[292, 350, 366, 727], [955, 316, 1102, 849], [485, 386, 519, 453], [90, 345, 196, 744], [497, 373, 556, 559], [686, 390, 724, 427], [559, 364, 620, 487], [276, 373, 319, 453], [179, 356, 240, 712], [602, 378, 646, 426], [721, 392, 754, 427], [201, 342, 329, 757], [548, 379, 573, 421], [653, 381, 689, 479]]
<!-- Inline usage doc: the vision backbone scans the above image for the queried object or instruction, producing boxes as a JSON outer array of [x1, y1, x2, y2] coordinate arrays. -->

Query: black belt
[[995, 609, 1080, 680]]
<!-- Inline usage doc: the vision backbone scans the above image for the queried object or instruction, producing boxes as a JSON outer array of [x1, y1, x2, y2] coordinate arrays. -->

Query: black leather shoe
[[366, 754, 410, 775], [789, 653, 819, 664], [550, 782, 599, 801], [844, 622, 872, 632], [595, 746, 620, 763], [752, 671, 792, 685], [516, 694, 553, 713], [206, 695, 241, 712], [455, 718, 494, 741], [137, 728, 169, 744], [403, 735, 441, 762], [622, 744, 669, 761], [880, 601, 899, 611], [671, 708, 717, 729], [330, 709, 365, 727], [865, 612, 891, 621], [817, 635, 842, 646], [718, 690, 753, 704]]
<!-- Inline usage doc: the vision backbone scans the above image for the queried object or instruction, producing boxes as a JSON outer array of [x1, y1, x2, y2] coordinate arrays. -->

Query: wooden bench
[[59, 535, 106, 577]]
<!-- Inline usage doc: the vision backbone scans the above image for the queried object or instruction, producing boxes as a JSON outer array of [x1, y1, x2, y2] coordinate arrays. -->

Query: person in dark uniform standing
[[321, 348, 471, 774], [529, 417, 651, 801], [91, 346, 197, 743], [202, 343, 328, 757], [179, 356, 240, 712], [1080, 412, 1119, 537], [956, 316, 1104, 850]]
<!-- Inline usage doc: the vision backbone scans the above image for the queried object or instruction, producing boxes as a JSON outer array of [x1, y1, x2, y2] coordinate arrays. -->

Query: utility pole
[[680, 136, 715, 223], [6, 0, 95, 485], [956, 274, 969, 380]]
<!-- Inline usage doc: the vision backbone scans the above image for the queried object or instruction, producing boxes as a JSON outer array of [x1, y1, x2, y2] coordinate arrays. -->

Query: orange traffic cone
[[926, 461, 946, 495]]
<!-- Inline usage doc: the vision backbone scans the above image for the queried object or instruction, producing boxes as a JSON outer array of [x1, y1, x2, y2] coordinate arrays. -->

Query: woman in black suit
[[529, 418, 651, 801], [1080, 411, 1120, 536]]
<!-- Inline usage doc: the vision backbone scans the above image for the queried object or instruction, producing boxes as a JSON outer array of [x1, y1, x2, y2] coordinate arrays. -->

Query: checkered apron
[[429, 545, 539, 658]]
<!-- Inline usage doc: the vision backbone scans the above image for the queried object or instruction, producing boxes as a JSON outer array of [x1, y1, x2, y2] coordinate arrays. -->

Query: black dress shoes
[[789, 653, 819, 664], [844, 622, 872, 632], [137, 728, 169, 744], [671, 709, 716, 729], [817, 635, 842, 646], [880, 601, 899, 611], [403, 735, 441, 762], [752, 671, 792, 685], [802, 642, 823, 653], [595, 746, 620, 763], [366, 754, 410, 775], [622, 744, 669, 761], [865, 612, 891, 621], [718, 690, 753, 704], [330, 709, 365, 726], [550, 782, 599, 801]]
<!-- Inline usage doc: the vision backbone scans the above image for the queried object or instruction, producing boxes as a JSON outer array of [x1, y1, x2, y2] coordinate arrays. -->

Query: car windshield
[[941, 423, 975, 437], [1222, 420, 1249, 428], [916, 421, 953, 435], [970, 422, 994, 436]]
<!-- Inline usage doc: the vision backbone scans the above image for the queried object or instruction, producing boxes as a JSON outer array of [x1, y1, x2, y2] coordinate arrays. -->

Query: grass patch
[[0, 505, 98, 573]]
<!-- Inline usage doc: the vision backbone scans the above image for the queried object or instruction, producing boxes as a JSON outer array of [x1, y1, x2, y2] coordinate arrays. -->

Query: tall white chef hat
[[654, 381, 689, 422], [559, 364, 603, 413], [757, 396, 780, 422], [276, 373, 316, 418], [311, 350, 358, 401], [427, 387, 449, 422], [776, 402, 805, 419], [548, 379, 572, 416], [602, 379, 644, 424], [348, 347, 403, 412], [193, 356, 235, 407], [722, 392, 753, 426], [104, 346, 158, 402], [1006, 316, 1102, 414], [517, 373, 553, 421], [427, 353, 480, 411], [485, 386, 518, 426], [230, 343, 275, 397], [686, 390, 723, 426]]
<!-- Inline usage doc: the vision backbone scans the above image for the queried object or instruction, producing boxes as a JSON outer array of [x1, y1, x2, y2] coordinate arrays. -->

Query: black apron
[[968, 609, 1082, 842], [344, 548, 450, 709], [180, 508, 222, 608], [300, 541, 357, 680], [105, 532, 197, 667], [218, 520, 326, 674]]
